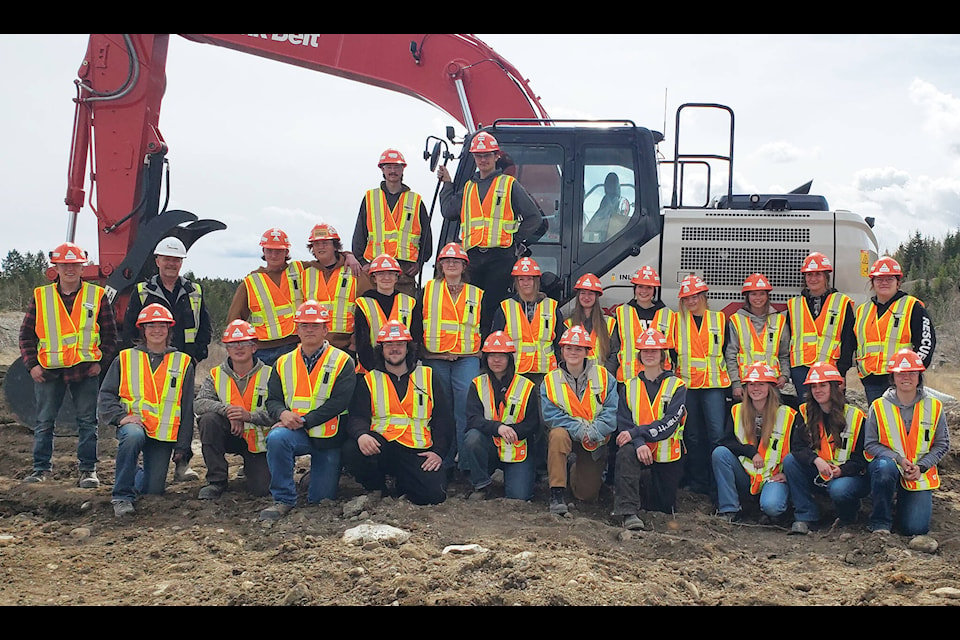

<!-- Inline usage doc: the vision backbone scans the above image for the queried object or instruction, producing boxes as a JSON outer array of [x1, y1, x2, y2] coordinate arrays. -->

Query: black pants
[[197, 413, 271, 497], [467, 246, 515, 335], [343, 432, 447, 505], [612, 444, 684, 515]]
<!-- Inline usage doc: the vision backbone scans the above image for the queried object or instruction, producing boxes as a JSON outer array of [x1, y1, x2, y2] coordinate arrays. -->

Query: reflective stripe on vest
[[35, 281, 105, 369], [366, 366, 434, 449], [615, 305, 675, 382], [730, 312, 786, 378], [138, 281, 203, 344], [461, 175, 520, 250], [364, 188, 423, 262], [422, 279, 482, 354], [731, 403, 796, 494], [787, 292, 851, 367], [355, 294, 417, 348], [625, 376, 685, 463], [564, 315, 615, 364], [244, 262, 305, 341], [543, 365, 611, 451], [210, 365, 272, 453], [302, 265, 357, 334], [502, 297, 558, 374], [474, 373, 535, 463], [675, 311, 731, 389], [869, 395, 941, 491], [118, 349, 191, 442], [854, 296, 918, 377], [275, 345, 350, 439], [799, 403, 864, 467]]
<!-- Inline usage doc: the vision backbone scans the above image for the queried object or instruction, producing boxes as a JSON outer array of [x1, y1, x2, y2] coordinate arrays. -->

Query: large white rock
[[342, 523, 411, 547]]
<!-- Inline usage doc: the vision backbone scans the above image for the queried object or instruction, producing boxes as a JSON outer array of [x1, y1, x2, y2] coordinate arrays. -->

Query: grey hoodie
[[864, 386, 950, 473]]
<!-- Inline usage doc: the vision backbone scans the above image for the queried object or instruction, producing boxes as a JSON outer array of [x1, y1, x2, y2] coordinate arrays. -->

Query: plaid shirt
[[19, 282, 119, 383]]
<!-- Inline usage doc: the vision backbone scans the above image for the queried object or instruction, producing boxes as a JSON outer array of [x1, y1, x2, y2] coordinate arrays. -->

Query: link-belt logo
[[246, 34, 320, 47]]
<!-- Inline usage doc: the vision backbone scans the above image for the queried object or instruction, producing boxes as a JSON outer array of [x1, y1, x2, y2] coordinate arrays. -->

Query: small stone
[[618, 530, 634, 542], [241, 581, 255, 590], [80, 501, 93, 511], [839, 533, 854, 541], [343, 495, 372, 519], [281, 582, 312, 606], [908, 535, 938, 554], [441, 544, 488, 555], [152, 583, 170, 596], [70, 527, 91, 539], [679, 579, 700, 599], [932, 587, 960, 599], [362, 541, 380, 551], [0, 535, 16, 545], [347, 567, 366, 577]]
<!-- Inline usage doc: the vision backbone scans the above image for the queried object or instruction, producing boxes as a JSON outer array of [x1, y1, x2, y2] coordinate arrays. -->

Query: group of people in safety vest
[[19, 131, 950, 536]]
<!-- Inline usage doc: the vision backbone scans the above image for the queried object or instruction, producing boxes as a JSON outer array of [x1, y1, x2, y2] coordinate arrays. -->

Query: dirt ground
[[2, 328, 960, 605]]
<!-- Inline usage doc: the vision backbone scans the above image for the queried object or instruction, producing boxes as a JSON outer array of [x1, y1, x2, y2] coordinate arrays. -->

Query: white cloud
[[752, 141, 806, 164], [854, 167, 911, 191], [909, 78, 960, 145]]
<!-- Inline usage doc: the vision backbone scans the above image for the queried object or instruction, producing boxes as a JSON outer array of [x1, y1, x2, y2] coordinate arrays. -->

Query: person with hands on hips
[[725, 273, 790, 402]]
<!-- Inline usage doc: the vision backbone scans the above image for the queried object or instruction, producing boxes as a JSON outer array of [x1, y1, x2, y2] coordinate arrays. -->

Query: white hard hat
[[154, 237, 187, 258]]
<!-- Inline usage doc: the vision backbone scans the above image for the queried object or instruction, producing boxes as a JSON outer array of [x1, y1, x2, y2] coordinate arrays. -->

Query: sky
[[3, 34, 960, 281]]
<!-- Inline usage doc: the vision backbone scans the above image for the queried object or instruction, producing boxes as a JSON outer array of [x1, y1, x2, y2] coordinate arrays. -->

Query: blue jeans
[[782, 453, 869, 523], [425, 356, 480, 472], [461, 429, 535, 500], [682, 387, 728, 492], [712, 446, 789, 516], [869, 457, 933, 535], [265, 427, 341, 505], [862, 380, 889, 407], [33, 375, 99, 472], [254, 343, 299, 367], [790, 365, 810, 404], [113, 423, 174, 501]]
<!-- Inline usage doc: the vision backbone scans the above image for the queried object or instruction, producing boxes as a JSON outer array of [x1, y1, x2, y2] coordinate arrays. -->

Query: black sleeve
[[910, 299, 936, 368], [121, 291, 144, 351], [439, 182, 463, 222], [418, 201, 433, 267], [838, 426, 867, 477], [345, 374, 373, 441], [789, 412, 816, 466], [719, 411, 758, 459], [836, 299, 856, 377], [466, 383, 499, 437], [354, 307, 375, 373], [265, 372, 287, 422], [429, 375, 453, 458], [352, 199, 369, 264], [194, 298, 212, 363]]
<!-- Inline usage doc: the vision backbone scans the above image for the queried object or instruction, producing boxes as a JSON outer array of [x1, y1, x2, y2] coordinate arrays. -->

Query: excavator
[[3, 33, 879, 429]]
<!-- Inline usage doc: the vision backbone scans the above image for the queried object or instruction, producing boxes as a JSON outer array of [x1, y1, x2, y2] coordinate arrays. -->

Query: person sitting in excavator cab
[[583, 172, 630, 243]]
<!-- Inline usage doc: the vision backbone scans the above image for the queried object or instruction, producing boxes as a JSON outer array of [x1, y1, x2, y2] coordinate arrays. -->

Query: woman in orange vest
[[354, 254, 423, 374], [725, 273, 790, 401], [612, 265, 677, 384], [712, 362, 807, 522], [864, 348, 950, 535], [781, 362, 868, 534], [564, 273, 617, 373], [97, 303, 195, 518], [612, 328, 686, 530]]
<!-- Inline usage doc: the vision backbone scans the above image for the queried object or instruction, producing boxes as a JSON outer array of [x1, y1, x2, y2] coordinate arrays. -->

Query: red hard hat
[[294, 300, 332, 324], [631, 266, 661, 287], [742, 361, 779, 384], [482, 331, 516, 354], [49, 242, 87, 265], [437, 242, 469, 263], [136, 303, 175, 327], [378, 148, 407, 168], [804, 361, 843, 385], [742, 273, 773, 293], [574, 273, 603, 293], [260, 228, 291, 249], [511, 257, 542, 277], [887, 348, 925, 373], [801, 252, 833, 274], [869, 257, 903, 279], [308, 223, 341, 242], [376, 319, 412, 343], [559, 325, 593, 349], [368, 254, 402, 274], [635, 328, 668, 351], [469, 132, 500, 154], [222, 319, 257, 343], [678, 274, 709, 298]]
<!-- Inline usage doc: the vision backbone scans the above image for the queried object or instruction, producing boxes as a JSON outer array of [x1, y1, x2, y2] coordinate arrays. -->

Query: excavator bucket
[[1, 359, 80, 434]]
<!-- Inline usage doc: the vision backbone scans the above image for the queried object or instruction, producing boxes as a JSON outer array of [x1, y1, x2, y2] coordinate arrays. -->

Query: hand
[[770, 472, 786, 483], [229, 419, 244, 437], [88, 363, 101, 377], [279, 410, 304, 430], [752, 453, 765, 470], [497, 425, 518, 444], [402, 261, 420, 278], [901, 460, 922, 482], [343, 252, 362, 277], [437, 166, 451, 183], [172, 449, 188, 463], [616, 430, 633, 447], [30, 365, 45, 383], [829, 464, 842, 479], [357, 433, 382, 457], [418, 451, 442, 472], [636, 444, 654, 466], [225, 405, 250, 422], [732, 387, 743, 401], [813, 457, 833, 480], [776, 375, 788, 389], [119, 413, 144, 426]]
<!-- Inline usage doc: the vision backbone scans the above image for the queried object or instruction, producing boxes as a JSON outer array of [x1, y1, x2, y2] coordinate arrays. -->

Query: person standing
[[354, 254, 423, 374], [613, 266, 677, 383], [19, 242, 118, 487], [725, 273, 790, 402], [564, 273, 617, 372]]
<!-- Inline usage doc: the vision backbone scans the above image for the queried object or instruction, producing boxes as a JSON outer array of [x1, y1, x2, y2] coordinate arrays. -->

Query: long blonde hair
[[740, 383, 781, 446]]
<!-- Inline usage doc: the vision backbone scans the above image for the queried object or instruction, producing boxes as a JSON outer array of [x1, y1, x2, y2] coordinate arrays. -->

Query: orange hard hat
[[559, 325, 593, 349], [469, 132, 500, 154], [368, 254, 402, 274], [869, 257, 903, 279], [631, 266, 661, 287], [260, 228, 291, 249], [222, 319, 257, 343], [804, 361, 843, 385], [574, 273, 603, 293], [437, 242, 469, 263], [376, 319, 412, 343], [678, 274, 709, 298], [887, 348, 925, 373], [308, 223, 341, 242], [136, 303, 175, 327], [801, 252, 833, 274], [511, 257, 542, 277], [482, 331, 516, 354], [378, 148, 407, 168], [49, 242, 87, 264], [742, 273, 773, 293], [294, 300, 332, 324], [742, 361, 779, 384], [635, 328, 668, 351]]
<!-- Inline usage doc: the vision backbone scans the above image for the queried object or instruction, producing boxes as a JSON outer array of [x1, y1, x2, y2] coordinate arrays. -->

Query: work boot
[[78, 470, 100, 489], [112, 500, 136, 518], [198, 484, 225, 500], [259, 502, 294, 521], [174, 459, 200, 482], [622, 514, 645, 531], [549, 487, 568, 515], [22, 470, 51, 484], [468, 484, 495, 501], [717, 511, 741, 523]]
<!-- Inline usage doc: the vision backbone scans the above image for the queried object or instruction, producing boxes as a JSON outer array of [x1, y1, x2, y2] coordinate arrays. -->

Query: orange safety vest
[[675, 311, 731, 389], [275, 344, 351, 439], [799, 403, 865, 468], [302, 264, 358, 334], [543, 364, 611, 451], [731, 403, 796, 494], [564, 315, 616, 365], [854, 296, 919, 377], [118, 349, 191, 442], [787, 292, 852, 367], [866, 395, 942, 491], [34, 281, 106, 369], [244, 262, 305, 341], [502, 297, 558, 374], [614, 304, 675, 382], [366, 366, 434, 449], [729, 311, 786, 378], [422, 279, 483, 355], [210, 365, 273, 453], [461, 174, 520, 250], [473, 373, 535, 463], [624, 375, 685, 463], [355, 294, 417, 348], [363, 188, 423, 263]]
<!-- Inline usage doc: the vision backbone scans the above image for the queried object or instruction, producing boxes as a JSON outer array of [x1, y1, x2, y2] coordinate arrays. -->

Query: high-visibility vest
[[624, 375, 685, 463], [244, 262, 305, 341], [787, 292, 852, 367], [675, 311, 731, 389], [422, 279, 482, 354], [729, 311, 786, 378], [363, 188, 423, 263], [355, 294, 417, 348], [866, 395, 942, 491], [473, 373, 535, 462], [366, 366, 434, 450], [615, 304, 675, 382], [731, 403, 796, 494], [502, 297, 558, 374], [854, 296, 919, 377], [543, 364, 611, 451], [799, 403, 865, 468], [138, 280, 203, 344], [34, 281, 106, 369], [302, 264, 358, 334], [564, 315, 616, 365], [461, 175, 520, 250], [118, 349, 191, 442], [275, 345, 351, 439], [210, 365, 273, 453]]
